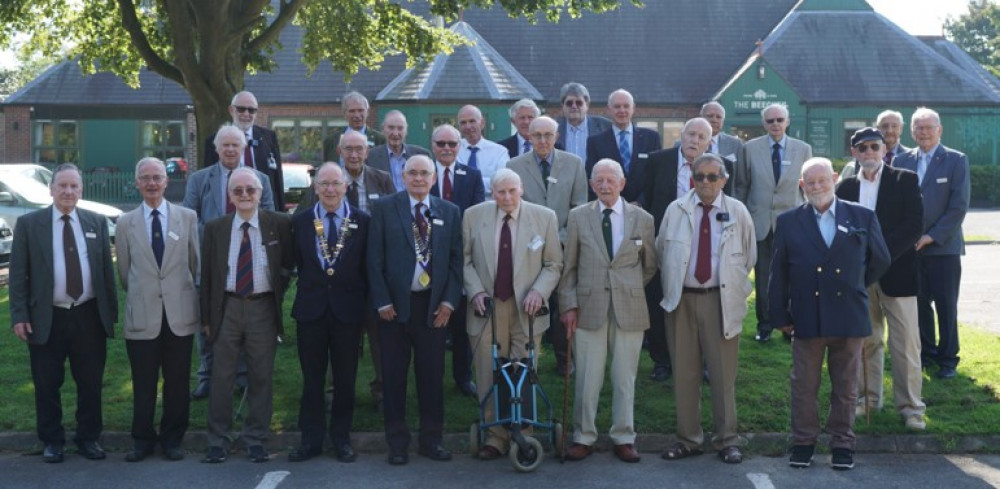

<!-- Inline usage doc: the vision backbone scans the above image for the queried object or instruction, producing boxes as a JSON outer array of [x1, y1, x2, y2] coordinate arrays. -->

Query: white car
[[0, 173, 122, 238], [0, 217, 12, 266]]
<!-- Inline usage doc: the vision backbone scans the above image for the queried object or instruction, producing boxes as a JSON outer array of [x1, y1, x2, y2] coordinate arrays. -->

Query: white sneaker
[[905, 414, 926, 431]]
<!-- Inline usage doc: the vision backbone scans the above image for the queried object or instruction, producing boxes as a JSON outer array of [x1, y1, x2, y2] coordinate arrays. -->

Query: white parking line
[[747, 472, 777, 489], [254, 471, 291, 489], [946, 456, 1000, 488]]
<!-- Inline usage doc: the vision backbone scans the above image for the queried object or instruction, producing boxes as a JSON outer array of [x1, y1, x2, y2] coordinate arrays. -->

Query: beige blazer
[[116, 201, 201, 339], [462, 200, 563, 337], [506, 149, 588, 242], [734, 135, 812, 240], [558, 200, 657, 332]]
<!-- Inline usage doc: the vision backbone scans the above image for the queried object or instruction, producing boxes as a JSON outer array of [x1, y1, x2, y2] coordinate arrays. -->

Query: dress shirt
[[565, 117, 591, 162], [676, 148, 694, 200], [813, 200, 837, 247], [597, 197, 625, 257], [612, 124, 634, 158], [226, 210, 272, 294], [219, 165, 237, 211], [916, 144, 939, 185], [387, 145, 410, 192], [684, 193, 723, 288], [435, 161, 457, 199], [142, 201, 170, 242], [460, 138, 508, 192], [494, 205, 521, 261], [51, 207, 94, 305], [517, 134, 531, 155], [857, 163, 883, 211], [769, 135, 787, 164], [710, 135, 720, 155], [408, 195, 431, 292], [345, 167, 370, 213]]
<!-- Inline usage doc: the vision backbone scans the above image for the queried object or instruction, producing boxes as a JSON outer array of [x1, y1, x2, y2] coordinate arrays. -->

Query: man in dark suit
[[367, 155, 463, 465], [288, 163, 369, 463], [339, 131, 396, 214], [498, 99, 541, 159], [836, 127, 926, 431], [10, 163, 118, 463], [555, 82, 612, 165], [429, 124, 485, 398], [367, 110, 430, 192], [200, 167, 294, 464], [586, 89, 663, 203], [892, 107, 970, 380], [203, 91, 285, 211], [322, 91, 386, 161], [770, 158, 890, 471]]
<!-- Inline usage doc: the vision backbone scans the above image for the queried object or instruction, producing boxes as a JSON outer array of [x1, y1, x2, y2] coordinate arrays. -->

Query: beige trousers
[[857, 283, 925, 416]]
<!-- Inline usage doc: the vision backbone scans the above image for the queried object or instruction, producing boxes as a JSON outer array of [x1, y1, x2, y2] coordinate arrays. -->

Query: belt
[[52, 298, 94, 310], [225, 291, 274, 301], [682, 286, 720, 294]]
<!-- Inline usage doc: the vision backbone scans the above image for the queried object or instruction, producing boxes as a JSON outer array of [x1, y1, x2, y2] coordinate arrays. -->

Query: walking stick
[[560, 330, 573, 463]]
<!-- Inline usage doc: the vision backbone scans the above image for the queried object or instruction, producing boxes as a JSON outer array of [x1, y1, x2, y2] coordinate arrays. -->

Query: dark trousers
[[546, 294, 570, 368], [125, 311, 193, 450], [28, 300, 106, 446], [754, 231, 774, 333], [644, 273, 670, 369], [791, 336, 862, 449], [917, 254, 962, 369], [379, 290, 446, 452], [195, 331, 247, 389], [297, 309, 363, 448], [449, 298, 473, 386]]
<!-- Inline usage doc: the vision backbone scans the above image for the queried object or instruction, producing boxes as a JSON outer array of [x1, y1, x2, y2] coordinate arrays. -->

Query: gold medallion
[[326, 268, 335, 276], [418, 271, 430, 287]]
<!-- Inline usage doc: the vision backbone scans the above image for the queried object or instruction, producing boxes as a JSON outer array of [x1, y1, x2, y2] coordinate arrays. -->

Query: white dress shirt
[[51, 207, 94, 305], [226, 210, 272, 293], [684, 193, 723, 288], [598, 197, 625, 257]]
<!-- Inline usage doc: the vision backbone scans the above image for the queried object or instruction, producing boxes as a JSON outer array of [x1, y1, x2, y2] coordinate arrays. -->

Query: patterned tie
[[771, 142, 782, 184], [347, 181, 360, 208], [618, 130, 631, 173], [539, 159, 550, 189], [151, 209, 164, 268], [694, 203, 712, 284], [62, 215, 83, 300], [244, 138, 254, 169], [522, 140, 532, 154], [225, 170, 235, 214], [495, 214, 514, 301], [414, 202, 431, 278], [602, 208, 614, 261], [884, 150, 894, 166], [467, 146, 479, 169], [443, 167, 453, 201], [235, 222, 254, 296]]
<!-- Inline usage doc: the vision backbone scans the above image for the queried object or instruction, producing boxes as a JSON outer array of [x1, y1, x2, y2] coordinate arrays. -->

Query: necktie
[[618, 130, 631, 173], [467, 147, 479, 169], [694, 203, 712, 284], [539, 159, 550, 189], [235, 222, 254, 296], [415, 202, 431, 277], [917, 153, 928, 184], [522, 140, 532, 154], [225, 170, 235, 214], [347, 181, 360, 208], [151, 209, 164, 268], [327, 212, 338, 245], [602, 208, 614, 261], [771, 142, 782, 184], [62, 215, 83, 300], [443, 167, 453, 201], [495, 214, 514, 301], [884, 150, 894, 166], [244, 138, 254, 169]]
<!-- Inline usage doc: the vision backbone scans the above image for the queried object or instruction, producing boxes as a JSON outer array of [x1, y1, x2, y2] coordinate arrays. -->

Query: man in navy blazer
[[367, 155, 463, 465], [892, 108, 970, 380], [770, 158, 890, 471], [555, 82, 612, 165], [836, 127, 926, 430], [586, 89, 663, 203]]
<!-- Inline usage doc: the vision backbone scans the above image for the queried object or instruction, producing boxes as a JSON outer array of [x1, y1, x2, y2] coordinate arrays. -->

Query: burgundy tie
[[694, 203, 712, 284], [494, 214, 514, 301], [443, 167, 453, 201], [884, 150, 894, 166], [62, 215, 83, 300], [244, 140, 254, 169]]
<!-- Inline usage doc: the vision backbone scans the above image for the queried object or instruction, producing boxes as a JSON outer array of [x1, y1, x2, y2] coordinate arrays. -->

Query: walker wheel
[[469, 423, 481, 456], [509, 436, 544, 472]]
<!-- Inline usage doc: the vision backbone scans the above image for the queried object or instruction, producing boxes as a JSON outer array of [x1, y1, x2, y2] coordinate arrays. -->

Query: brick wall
[[2, 106, 32, 162]]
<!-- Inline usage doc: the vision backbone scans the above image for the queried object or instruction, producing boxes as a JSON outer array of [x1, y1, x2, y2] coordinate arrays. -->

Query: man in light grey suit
[[734, 103, 813, 342], [10, 163, 118, 463], [700, 101, 743, 161], [367, 110, 430, 192], [116, 157, 200, 462], [556, 82, 612, 165], [463, 168, 563, 460], [559, 159, 656, 464]]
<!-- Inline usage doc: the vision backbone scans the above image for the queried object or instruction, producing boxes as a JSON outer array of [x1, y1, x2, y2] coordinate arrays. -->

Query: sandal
[[718, 445, 743, 464], [661, 442, 704, 460]]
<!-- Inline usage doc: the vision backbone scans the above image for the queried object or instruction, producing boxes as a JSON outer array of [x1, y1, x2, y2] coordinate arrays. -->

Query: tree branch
[[114, 0, 183, 84], [246, 0, 306, 54]]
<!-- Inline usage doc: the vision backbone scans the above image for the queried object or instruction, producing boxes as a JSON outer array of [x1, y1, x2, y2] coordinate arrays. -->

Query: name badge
[[547, 176, 558, 184], [782, 160, 792, 166], [936, 177, 948, 184], [432, 218, 444, 226], [837, 225, 848, 234], [455, 169, 467, 176], [369, 193, 380, 199], [634, 239, 642, 246], [638, 153, 649, 159], [724, 153, 736, 160], [529, 235, 544, 251], [267, 240, 279, 246], [168, 231, 180, 241], [85, 232, 97, 239], [348, 223, 359, 230]]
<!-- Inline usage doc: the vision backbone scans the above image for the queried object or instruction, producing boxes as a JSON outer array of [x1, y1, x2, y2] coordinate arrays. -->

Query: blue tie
[[522, 140, 532, 154], [771, 143, 782, 184], [618, 130, 631, 173], [467, 146, 479, 169]]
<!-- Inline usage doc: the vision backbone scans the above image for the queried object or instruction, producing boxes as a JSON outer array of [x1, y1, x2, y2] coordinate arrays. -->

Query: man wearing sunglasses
[[555, 82, 611, 165], [734, 103, 813, 343], [840, 110, 910, 181]]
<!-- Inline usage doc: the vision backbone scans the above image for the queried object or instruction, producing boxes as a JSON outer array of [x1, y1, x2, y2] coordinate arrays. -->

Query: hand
[[12, 322, 32, 342], [777, 324, 794, 336], [378, 305, 397, 322], [201, 324, 211, 337], [432, 304, 452, 328], [561, 309, 578, 339], [471, 292, 489, 316], [523, 290, 545, 316], [915, 234, 934, 251]]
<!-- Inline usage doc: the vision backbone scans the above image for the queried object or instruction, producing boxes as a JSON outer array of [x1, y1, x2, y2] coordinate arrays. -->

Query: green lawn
[[1, 280, 998, 438]]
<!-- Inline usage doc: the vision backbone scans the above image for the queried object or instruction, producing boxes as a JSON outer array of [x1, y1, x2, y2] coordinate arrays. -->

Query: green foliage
[[945, 0, 1000, 77], [970, 164, 1000, 206]]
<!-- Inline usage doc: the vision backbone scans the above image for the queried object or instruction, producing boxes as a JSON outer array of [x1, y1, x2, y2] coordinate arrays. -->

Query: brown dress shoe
[[564, 443, 593, 461], [477, 445, 502, 460], [613, 444, 641, 463]]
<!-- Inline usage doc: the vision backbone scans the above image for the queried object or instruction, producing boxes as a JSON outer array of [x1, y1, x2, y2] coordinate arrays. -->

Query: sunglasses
[[765, 117, 785, 124], [434, 141, 459, 148], [233, 105, 258, 114], [563, 99, 585, 107], [693, 173, 723, 183], [230, 186, 258, 196], [854, 142, 881, 153]]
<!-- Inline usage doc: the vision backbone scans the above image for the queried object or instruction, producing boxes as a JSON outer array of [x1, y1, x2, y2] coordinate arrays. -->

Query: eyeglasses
[[233, 105, 258, 114], [434, 141, 459, 148], [765, 117, 785, 124], [230, 186, 258, 196], [316, 180, 344, 189], [693, 173, 723, 183], [855, 142, 882, 153], [137, 175, 166, 183], [405, 170, 433, 178], [563, 99, 585, 107]]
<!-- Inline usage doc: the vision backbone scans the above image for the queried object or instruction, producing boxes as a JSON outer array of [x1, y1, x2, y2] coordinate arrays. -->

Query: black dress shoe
[[247, 445, 270, 463], [418, 444, 452, 461], [76, 441, 106, 460], [457, 381, 477, 398], [288, 445, 322, 462], [162, 447, 184, 461], [202, 446, 227, 463], [755, 330, 772, 342], [649, 364, 671, 382], [335, 443, 357, 463], [42, 444, 64, 464], [387, 451, 408, 465], [937, 366, 957, 379], [124, 447, 153, 462], [191, 382, 210, 400]]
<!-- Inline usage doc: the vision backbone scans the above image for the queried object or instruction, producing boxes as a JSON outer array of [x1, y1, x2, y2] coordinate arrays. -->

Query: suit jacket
[[506, 149, 588, 242], [839, 144, 910, 182], [498, 134, 565, 159], [9, 206, 118, 345], [644, 148, 734, 234], [836, 164, 922, 297], [555, 115, 612, 153], [366, 143, 431, 179], [430, 163, 485, 215], [585, 125, 663, 203], [768, 199, 890, 339], [893, 144, 970, 256], [716, 132, 744, 161], [557, 199, 656, 332], [322, 126, 386, 162], [204, 125, 285, 211], [298, 164, 396, 214], [199, 210, 294, 342], [291, 202, 370, 324], [116, 202, 200, 339], [462, 200, 563, 337], [734, 135, 813, 240], [182, 163, 275, 237], [367, 192, 463, 326]]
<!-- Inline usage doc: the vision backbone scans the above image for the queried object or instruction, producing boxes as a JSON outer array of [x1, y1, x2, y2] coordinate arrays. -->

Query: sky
[[0, 0, 979, 70]]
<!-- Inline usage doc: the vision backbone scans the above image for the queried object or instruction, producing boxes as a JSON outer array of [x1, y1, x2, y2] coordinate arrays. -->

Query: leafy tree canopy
[[945, 0, 1000, 76]]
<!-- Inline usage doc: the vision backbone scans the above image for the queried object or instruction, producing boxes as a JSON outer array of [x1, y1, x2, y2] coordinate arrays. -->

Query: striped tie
[[235, 222, 254, 296]]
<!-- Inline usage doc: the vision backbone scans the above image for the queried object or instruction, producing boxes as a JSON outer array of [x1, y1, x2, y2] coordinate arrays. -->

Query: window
[[34, 120, 79, 165], [843, 119, 870, 154], [271, 118, 345, 163], [141, 121, 186, 160], [636, 119, 686, 148]]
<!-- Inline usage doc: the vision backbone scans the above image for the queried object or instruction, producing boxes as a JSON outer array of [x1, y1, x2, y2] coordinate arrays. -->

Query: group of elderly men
[[8, 83, 968, 473]]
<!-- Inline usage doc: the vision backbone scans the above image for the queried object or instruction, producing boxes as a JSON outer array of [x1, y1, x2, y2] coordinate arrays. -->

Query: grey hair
[[800, 157, 835, 179], [341, 91, 370, 111], [491, 168, 523, 191], [760, 103, 789, 120], [607, 89, 634, 107], [911, 107, 940, 127], [431, 124, 461, 141], [230, 90, 257, 107], [214, 124, 247, 149], [684, 117, 712, 134], [529, 116, 558, 133], [508, 99, 540, 119], [700, 101, 726, 118], [134, 157, 165, 175], [51, 163, 82, 185], [559, 82, 591, 103], [591, 158, 625, 180], [876, 109, 903, 126], [692, 153, 729, 179], [228, 166, 262, 191]]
